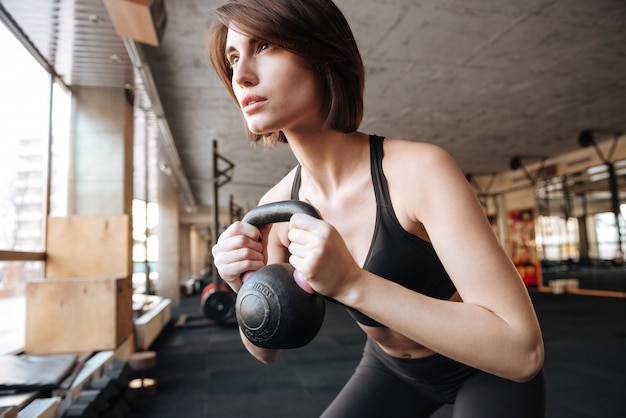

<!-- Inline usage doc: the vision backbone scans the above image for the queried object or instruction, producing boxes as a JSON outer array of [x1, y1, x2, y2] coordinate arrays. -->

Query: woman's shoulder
[[379, 137, 472, 223], [381, 137, 459, 175]]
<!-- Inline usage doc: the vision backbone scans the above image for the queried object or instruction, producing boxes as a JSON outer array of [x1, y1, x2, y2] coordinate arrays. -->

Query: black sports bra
[[291, 135, 456, 327]]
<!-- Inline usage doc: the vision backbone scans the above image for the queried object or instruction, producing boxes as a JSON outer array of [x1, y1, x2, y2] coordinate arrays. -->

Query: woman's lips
[[241, 95, 267, 113]]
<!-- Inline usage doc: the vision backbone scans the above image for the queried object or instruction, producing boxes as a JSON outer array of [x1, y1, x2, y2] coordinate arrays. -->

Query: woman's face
[[225, 26, 324, 136]]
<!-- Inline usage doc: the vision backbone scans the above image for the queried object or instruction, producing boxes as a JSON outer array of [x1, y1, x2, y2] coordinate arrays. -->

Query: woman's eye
[[259, 42, 269, 52], [227, 55, 239, 67]]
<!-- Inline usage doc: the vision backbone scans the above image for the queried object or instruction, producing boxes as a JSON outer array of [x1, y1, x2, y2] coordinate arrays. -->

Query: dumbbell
[[236, 200, 326, 349]]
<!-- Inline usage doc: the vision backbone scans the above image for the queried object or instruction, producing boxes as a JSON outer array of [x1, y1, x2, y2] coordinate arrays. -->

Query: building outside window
[[0, 21, 70, 296]]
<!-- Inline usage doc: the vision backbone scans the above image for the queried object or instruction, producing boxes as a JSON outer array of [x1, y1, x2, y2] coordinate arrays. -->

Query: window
[[0, 23, 48, 253], [594, 211, 625, 261], [49, 82, 72, 217], [536, 215, 580, 261], [132, 199, 159, 293], [0, 22, 71, 297]]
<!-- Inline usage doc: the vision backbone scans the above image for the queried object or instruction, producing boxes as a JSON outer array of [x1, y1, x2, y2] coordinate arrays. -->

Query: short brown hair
[[207, 0, 364, 145]]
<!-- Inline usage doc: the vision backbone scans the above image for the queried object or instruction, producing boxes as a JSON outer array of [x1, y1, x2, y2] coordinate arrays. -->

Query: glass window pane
[[595, 212, 620, 260], [0, 281, 26, 354], [536, 215, 579, 261], [0, 23, 49, 251], [49, 82, 72, 217], [0, 260, 43, 297]]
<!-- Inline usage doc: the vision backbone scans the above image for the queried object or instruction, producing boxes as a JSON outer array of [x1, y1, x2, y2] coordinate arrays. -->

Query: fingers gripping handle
[[241, 200, 321, 293]]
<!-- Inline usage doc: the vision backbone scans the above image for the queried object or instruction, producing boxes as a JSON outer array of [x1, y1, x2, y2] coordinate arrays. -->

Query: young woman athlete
[[208, 1, 546, 416]]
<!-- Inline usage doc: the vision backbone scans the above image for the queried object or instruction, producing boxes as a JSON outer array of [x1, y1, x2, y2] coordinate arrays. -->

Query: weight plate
[[202, 290, 235, 322]]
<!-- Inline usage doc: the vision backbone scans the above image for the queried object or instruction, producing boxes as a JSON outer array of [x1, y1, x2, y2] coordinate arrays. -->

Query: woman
[[208, 0, 545, 416]]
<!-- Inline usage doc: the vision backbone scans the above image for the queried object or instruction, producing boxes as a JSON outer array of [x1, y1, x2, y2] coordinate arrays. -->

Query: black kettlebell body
[[235, 201, 326, 349]]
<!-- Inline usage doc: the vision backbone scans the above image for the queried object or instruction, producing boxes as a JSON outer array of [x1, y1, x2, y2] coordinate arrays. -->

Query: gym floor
[[129, 289, 626, 418]]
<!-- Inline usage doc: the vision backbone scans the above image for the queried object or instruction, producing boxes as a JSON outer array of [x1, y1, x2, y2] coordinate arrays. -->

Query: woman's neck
[[286, 130, 370, 199]]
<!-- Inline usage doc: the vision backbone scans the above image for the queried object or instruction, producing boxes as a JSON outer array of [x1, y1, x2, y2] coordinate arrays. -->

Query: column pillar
[[157, 165, 180, 305], [70, 86, 133, 216]]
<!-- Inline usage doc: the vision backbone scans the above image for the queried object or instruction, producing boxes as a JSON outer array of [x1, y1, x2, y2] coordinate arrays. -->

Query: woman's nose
[[232, 57, 258, 88]]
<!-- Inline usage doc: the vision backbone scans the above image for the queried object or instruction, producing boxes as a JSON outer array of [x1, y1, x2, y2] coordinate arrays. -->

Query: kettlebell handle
[[236, 200, 326, 349], [241, 200, 321, 227]]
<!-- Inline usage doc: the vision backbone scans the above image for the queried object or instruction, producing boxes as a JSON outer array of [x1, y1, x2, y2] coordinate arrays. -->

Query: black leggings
[[321, 338, 545, 418]]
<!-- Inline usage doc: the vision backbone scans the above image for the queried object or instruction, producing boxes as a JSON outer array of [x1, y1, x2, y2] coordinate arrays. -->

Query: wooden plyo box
[[26, 215, 133, 354], [45, 215, 130, 279], [103, 0, 167, 46], [25, 276, 133, 355]]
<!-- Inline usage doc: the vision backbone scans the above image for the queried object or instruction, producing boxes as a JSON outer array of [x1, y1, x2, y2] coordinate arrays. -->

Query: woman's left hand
[[287, 213, 360, 299]]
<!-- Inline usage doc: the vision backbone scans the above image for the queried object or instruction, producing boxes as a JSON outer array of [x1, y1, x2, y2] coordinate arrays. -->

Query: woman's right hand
[[211, 221, 266, 293], [212, 221, 282, 364]]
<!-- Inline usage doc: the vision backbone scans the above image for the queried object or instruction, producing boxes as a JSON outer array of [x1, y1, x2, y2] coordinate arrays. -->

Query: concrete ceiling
[[144, 0, 626, 211], [2, 0, 626, 212]]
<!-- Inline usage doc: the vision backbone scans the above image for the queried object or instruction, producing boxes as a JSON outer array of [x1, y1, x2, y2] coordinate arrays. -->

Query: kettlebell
[[235, 200, 326, 349]]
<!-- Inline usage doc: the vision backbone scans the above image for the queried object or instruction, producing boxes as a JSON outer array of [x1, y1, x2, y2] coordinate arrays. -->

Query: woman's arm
[[358, 142, 543, 381], [289, 141, 544, 382]]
